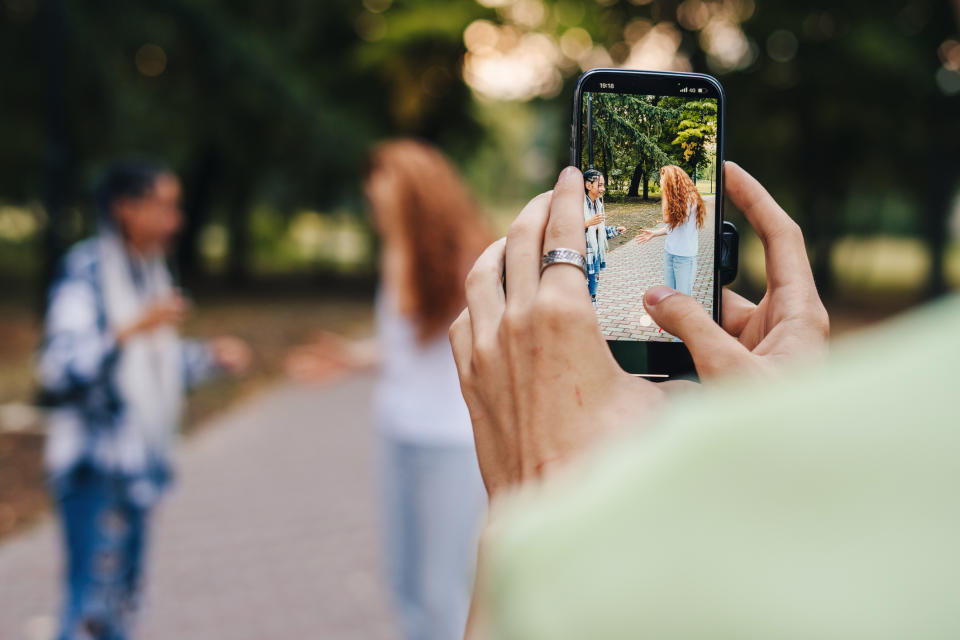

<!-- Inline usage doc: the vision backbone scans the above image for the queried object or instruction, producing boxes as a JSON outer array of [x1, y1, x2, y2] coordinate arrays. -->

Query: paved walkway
[[0, 376, 398, 640], [596, 196, 715, 341]]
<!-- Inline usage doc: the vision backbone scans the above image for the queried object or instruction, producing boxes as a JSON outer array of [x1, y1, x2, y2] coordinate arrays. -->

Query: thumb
[[643, 286, 755, 378]]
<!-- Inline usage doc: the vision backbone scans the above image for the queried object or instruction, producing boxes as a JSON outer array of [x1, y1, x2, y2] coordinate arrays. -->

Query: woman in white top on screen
[[636, 165, 706, 296]]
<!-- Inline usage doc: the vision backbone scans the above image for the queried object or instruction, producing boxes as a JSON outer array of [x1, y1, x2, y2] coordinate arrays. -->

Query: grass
[[602, 198, 664, 250]]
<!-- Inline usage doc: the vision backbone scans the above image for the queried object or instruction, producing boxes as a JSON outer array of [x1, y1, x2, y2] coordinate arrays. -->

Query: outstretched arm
[[635, 226, 667, 243]]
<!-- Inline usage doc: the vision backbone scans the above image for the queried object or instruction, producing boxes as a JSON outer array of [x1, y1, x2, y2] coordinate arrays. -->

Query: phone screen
[[573, 70, 724, 375]]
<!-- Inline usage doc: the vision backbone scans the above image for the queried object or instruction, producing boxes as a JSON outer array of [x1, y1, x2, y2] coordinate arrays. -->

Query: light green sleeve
[[482, 295, 960, 640]]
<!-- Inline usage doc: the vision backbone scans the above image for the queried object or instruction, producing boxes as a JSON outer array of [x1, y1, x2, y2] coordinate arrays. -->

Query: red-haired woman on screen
[[636, 165, 706, 296]]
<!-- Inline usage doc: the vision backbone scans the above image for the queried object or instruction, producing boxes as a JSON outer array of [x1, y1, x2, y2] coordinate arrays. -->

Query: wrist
[[115, 323, 138, 344]]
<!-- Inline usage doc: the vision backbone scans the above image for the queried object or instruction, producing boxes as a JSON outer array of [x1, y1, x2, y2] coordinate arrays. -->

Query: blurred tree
[[487, 0, 960, 298], [724, 2, 960, 297], [3, 0, 959, 299], [0, 0, 487, 288]]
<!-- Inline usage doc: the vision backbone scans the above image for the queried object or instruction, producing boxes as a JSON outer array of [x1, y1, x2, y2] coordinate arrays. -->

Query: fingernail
[[644, 286, 677, 306], [558, 166, 580, 183]]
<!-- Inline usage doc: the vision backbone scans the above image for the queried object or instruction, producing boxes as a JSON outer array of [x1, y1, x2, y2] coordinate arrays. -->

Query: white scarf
[[99, 231, 183, 472], [584, 193, 608, 263]]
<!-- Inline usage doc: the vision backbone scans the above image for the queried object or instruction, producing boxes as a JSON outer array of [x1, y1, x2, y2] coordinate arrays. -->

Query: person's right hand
[[449, 168, 668, 499], [584, 213, 603, 228], [117, 295, 190, 343], [642, 162, 829, 378]]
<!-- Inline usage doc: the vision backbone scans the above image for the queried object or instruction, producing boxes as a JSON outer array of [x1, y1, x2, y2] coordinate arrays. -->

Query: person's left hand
[[635, 229, 655, 244], [210, 336, 252, 376], [449, 167, 668, 499], [616, 225, 627, 234]]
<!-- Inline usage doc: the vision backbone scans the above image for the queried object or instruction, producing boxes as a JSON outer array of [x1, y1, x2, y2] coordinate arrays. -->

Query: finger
[[720, 288, 756, 338], [724, 162, 813, 289], [465, 238, 507, 344], [643, 286, 757, 377], [505, 191, 553, 305], [448, 307, 473, 378], [540, 167, 589, 294]]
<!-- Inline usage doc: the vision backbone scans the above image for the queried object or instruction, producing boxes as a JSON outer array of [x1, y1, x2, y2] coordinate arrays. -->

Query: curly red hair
[[366, 139, 492, 342], [660, 165, 705, 230]]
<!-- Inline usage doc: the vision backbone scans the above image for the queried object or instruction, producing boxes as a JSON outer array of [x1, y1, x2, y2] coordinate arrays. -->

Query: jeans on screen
[[664, 252, 696, 296]]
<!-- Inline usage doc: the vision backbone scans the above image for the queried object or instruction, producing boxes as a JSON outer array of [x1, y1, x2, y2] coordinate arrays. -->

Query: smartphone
[[571, 69, 726, 379]]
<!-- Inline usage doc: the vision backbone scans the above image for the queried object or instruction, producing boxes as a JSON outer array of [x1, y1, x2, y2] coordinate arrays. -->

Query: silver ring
[[541, 248, 588, 278]]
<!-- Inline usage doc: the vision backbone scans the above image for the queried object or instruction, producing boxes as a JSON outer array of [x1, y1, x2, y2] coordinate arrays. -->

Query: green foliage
[[671, 100, 717, 179], [583, 93, 715, 197], [0, 0, 489, 282]]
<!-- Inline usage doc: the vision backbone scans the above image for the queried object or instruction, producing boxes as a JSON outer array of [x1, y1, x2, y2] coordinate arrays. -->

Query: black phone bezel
[[571, 68, 726, 380]]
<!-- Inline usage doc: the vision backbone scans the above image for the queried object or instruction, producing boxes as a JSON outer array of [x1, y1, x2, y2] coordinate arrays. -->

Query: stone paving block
[[596, 198, 716, 344]]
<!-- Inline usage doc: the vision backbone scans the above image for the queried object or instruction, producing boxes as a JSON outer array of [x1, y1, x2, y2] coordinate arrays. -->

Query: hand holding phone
[[450, 162, 828, 497]]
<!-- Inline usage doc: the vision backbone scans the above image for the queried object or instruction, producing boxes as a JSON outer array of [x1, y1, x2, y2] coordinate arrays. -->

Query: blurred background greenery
[[0, 0, 958, 536], [2, 0, 959, 297]]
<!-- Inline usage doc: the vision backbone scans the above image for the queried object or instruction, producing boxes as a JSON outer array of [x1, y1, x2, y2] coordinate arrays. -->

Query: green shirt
[[483, 295, 960, 639]]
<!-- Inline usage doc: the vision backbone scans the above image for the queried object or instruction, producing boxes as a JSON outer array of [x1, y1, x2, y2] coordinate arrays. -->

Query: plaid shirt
[[37, 238, 218, 503], [584, 195, 621, 275]]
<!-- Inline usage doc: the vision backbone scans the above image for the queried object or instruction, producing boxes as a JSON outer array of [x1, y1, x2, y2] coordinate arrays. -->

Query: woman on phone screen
[[583, 169, 626, 307], [636, 165, 705, 296]]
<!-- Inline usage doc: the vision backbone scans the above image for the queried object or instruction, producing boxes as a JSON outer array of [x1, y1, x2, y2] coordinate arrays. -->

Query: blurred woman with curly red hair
[[287, 139, 491, 640]]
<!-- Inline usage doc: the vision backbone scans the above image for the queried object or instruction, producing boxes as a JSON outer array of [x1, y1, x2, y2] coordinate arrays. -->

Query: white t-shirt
[[664, 200, 700, 257], [373, 290, 475, 446]]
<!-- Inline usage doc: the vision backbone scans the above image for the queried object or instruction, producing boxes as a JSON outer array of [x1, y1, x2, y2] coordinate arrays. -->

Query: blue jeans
[[664, 252, 696, 296], [380, 437, 486, 640], [54, 467, 150, 640]]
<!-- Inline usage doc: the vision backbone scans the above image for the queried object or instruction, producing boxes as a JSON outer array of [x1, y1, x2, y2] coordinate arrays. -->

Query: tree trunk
[[642, 171, 649, 200], [798, 109, 835, 299], [226, 181, 253, 286], [922, 164, 956, 299], [803, 187, 839, 300], [40, 0, 70, 313], [176, 145, 220, 286], [628, 164, 642, 197]]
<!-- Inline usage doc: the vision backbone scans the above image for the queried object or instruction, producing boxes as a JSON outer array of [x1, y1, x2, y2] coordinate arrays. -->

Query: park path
[[596, 196, 715, 341], [0, 375, 398, 640]]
